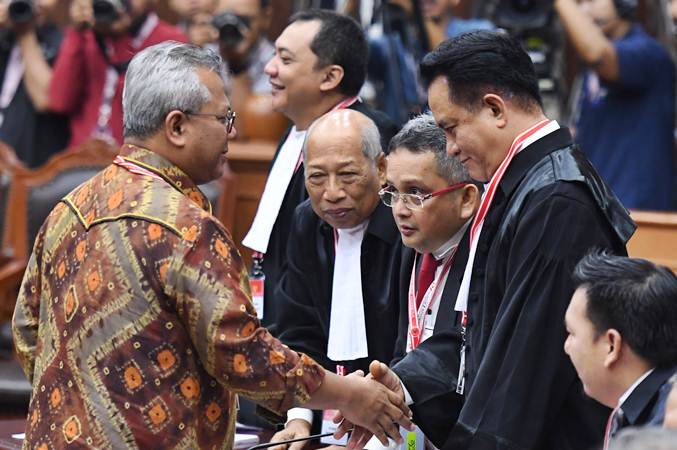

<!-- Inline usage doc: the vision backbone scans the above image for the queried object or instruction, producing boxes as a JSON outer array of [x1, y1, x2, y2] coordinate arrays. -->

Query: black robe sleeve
[[274, 204, 334, 370], [445, 184, 615, 450]]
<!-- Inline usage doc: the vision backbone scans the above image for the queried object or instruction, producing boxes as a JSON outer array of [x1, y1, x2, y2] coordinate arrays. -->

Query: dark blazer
[[389, 230, 470, 448], [275, 199, 404, 375], [618, 365, 677, 432], [422, 128, 635, 450], [258, 101, 398, 333]]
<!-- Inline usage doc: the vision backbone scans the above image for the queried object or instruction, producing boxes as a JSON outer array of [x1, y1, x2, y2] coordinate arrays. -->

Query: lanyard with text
[[455, 118, 553, 395], [114, 154, 163, 180], [293, 95, 360, 172], [406, 250, 457, 351]]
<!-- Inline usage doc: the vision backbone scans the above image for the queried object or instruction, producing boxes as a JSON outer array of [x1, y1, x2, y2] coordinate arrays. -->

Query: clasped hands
[[270, 361, 409, 450]]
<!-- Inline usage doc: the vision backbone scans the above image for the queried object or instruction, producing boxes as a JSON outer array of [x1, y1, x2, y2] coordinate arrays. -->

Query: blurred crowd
[[1, 0, 677, 211]]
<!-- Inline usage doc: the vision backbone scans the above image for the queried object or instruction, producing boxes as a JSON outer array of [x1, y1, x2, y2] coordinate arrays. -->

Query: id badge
[[400, 425, 425, 450], [320, 409, 348, 446], [249, 277, 264, 319]]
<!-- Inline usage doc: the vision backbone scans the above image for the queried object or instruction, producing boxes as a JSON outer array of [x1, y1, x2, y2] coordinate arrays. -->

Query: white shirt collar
[[432, 219, 471, 261], [618, 368, 655, 408]]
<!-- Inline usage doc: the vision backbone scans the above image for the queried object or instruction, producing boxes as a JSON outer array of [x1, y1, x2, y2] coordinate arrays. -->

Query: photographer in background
[[210, 0, 274, 127], [0, 0, 69, 167], [48, 0, 185, 147], [555, 0, 675, 211]]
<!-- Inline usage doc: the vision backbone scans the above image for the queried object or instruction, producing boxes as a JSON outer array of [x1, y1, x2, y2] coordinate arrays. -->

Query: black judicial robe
[[259, 101, 398, 333], [275, 199, 403, 375], [389, 231, 470, 447], [404, 128, 635, 450]]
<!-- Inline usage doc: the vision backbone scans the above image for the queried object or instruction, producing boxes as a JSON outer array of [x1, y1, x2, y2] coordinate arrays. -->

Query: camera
[[8, 0, 34, 24], [212, 12, 250, 48], [92, 0, 129, 26]]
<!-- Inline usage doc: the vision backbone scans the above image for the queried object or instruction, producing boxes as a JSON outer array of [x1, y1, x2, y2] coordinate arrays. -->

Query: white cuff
[[286, 407, 314, 427], [364, 436, 399, 449], [401, 379, 414, 406]]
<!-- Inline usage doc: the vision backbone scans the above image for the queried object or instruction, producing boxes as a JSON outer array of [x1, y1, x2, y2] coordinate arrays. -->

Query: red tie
[[416, 253, 442, 308]]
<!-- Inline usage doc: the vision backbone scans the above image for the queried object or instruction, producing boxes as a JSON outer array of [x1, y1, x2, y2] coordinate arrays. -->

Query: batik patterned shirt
[[12, 144, 325, 449]]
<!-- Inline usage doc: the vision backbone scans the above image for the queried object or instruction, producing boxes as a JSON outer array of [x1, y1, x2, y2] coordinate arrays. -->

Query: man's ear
[[319, 64, 345, 93], [603, 329, 623, 368], [482, 94, 507, 128], [375, 152, 387, 186], [165, 110, 188, 147], [459, 183, 480, 220]]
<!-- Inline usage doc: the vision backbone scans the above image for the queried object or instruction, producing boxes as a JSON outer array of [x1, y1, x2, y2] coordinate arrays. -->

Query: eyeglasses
[[379, 181, 469, 211], [185, 109, 237, 133]]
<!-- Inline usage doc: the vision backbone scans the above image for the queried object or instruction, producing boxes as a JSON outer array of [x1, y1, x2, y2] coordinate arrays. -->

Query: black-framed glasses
[[185, 109, 236, 133], [379, 181, 469, 211]]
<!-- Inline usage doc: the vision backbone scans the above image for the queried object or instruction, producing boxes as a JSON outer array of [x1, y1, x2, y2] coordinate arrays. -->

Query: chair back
[[3, 139, 117, 261]]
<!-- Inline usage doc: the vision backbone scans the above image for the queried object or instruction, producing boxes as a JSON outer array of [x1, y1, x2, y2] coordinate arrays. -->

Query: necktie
[[603, 407, 625, 450], [416, 253, 442, 308]]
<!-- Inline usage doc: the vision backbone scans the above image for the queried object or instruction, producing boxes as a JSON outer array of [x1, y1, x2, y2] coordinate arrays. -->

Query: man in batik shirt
[[12, 42, 411, 450]]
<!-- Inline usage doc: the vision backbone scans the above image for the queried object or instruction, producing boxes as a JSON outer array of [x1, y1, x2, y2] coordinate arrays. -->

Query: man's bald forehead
[[309, 109, 374, 139]]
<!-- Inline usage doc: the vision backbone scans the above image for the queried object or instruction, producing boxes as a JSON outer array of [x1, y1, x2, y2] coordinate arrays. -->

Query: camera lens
[[8, 0, 34, 24], [212, 13, 247, 48], [93, 0, 121, 26]]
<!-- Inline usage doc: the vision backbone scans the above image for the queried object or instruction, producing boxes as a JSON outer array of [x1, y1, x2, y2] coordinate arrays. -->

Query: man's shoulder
[[615, 25, 673, 66], [63, 168, 223, 241]]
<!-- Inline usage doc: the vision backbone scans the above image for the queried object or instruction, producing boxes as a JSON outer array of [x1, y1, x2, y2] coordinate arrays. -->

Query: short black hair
[[289, 9, 367, 97], [388, 113, 470, 185], [420, 30, 542, 112], [572, 251, 677, 368]]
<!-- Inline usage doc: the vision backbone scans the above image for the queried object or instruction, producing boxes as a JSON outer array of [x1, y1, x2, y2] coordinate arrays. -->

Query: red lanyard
[[407, 248, 457, 351], [113, 154, 163, 180], [454, 118, 553, 395], [468, 119, 551, 245]]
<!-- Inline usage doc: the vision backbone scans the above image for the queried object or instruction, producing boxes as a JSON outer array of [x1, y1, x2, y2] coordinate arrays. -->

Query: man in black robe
[[242, 9, 398, 334], [382, 113, 479, 447], [341, 30, 636, 450], [269, 109, 403, 447]]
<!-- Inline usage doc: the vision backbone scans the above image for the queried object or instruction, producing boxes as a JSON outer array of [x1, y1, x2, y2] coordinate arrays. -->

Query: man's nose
[[447, 141, 460, 156], [393, 196, 411, 218], [264, 57, 276, 76], [323, 178, 346, 202]]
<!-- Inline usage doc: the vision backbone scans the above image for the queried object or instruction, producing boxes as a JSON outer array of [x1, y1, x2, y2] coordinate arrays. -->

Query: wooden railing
[[627, 210, 677, 274]]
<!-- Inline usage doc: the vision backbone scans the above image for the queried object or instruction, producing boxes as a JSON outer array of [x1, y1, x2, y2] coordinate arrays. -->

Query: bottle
[[249, 252, 265, 319]]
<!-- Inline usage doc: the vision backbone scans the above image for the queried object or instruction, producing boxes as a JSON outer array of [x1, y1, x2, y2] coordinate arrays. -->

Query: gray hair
[[302, 114, 382, 164], [388, 113, 470, 184], [609, 427, 677, 450], [123, 41, 224, 139]]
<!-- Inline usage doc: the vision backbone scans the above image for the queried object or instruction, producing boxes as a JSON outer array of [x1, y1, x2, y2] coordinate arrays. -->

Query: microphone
[[246, 429, 353, 450]]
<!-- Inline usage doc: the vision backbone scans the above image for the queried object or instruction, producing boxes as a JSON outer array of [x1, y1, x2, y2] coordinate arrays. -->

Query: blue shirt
[[576, 24, 675, 210], [446, 18, 495, 38]]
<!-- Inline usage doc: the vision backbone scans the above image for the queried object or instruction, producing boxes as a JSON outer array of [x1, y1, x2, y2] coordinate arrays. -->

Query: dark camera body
[[92, 0, 129, 26], [8, 0, 34, 24], [212, 12, 249, 48]]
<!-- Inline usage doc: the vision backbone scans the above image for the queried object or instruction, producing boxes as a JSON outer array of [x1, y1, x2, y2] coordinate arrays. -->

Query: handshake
[[269, 361, 412, 450]]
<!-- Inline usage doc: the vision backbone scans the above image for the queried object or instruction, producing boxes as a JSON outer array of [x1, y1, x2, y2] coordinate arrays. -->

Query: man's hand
[[331, 365, 412, 447], [369, 360, 404, 401], [269, 418, 311, 450], [334, 361, 407, 449]]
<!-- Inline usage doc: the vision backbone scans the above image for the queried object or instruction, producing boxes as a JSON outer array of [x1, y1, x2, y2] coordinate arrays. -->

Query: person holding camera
[[47, 0, 186, 148], [555, 0, 675, 211], [208, 0, 273, 119], [0, 0, 69, 167]]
